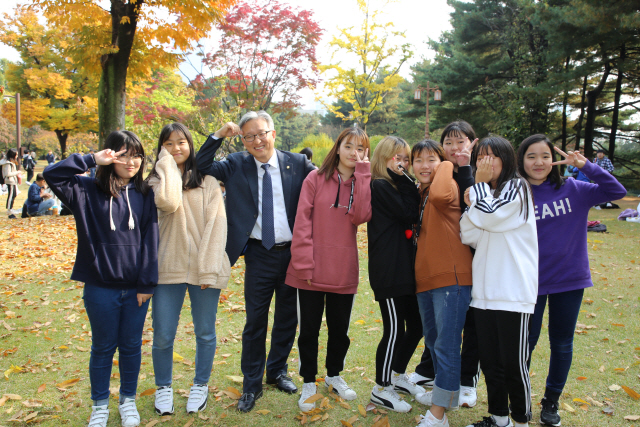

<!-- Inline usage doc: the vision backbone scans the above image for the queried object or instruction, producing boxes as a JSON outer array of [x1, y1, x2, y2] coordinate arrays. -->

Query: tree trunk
[[584, 60, 611, 159], [560, 57, 569, 173], [55, 130, 69, 159], [608, 44, 625, 161], [98, 0, 139, 147], [574, 75, 588, 151]]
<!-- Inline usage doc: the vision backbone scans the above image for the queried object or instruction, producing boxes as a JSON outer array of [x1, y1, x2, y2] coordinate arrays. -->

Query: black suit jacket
[[196, 135, 315, 266]]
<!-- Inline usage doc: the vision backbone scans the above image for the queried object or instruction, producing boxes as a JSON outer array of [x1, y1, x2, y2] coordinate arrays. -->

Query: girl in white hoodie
[[460, 136, 537, 427], [147, 123, 231, 416]]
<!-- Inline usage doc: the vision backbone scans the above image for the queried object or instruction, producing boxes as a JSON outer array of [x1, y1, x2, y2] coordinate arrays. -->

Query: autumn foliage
[[203, 0, 323, 114]]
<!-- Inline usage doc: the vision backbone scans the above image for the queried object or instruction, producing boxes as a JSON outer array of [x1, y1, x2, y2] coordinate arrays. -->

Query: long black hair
[[95, 131, 149, 197], [149, 123, 203, 190], [472, 136, 532, 218], [517, 134, 564, 190], [6, 148, 18, 163]]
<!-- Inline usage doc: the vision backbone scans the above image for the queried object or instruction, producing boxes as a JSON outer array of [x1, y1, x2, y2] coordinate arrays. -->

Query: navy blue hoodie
[[44, 154, 159, 294]]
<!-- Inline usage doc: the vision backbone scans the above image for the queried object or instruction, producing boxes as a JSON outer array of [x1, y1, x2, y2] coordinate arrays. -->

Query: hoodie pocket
[[95, 243, 138, 284]]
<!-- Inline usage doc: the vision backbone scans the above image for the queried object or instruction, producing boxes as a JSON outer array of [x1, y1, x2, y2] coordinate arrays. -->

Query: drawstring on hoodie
[[109, 186, 136, 231]]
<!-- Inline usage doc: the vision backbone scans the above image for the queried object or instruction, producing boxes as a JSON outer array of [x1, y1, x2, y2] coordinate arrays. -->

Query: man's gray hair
[[238, 110, 274, 130]]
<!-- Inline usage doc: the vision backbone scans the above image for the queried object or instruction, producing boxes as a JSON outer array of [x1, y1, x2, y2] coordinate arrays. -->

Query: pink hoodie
[[286, 162, 371, 294]]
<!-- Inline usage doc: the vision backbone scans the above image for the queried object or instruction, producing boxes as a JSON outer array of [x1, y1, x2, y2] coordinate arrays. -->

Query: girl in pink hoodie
[[286, 127, 372, 412]]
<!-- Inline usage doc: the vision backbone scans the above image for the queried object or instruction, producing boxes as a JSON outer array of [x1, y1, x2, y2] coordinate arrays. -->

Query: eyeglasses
[[243, 130, 273, 143], [118, 153, 144, 162]]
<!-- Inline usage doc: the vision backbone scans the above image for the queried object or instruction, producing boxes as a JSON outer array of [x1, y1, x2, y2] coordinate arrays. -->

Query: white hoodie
[[460, 179, 538, 314]]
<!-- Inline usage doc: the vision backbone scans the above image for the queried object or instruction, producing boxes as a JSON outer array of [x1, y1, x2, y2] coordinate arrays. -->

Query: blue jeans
[[37, 199, 55, 214], [83, 284, 150, 401], [417, 284, 471, 409], [528, 288, 584, 402], [152, 284, 221, 387]]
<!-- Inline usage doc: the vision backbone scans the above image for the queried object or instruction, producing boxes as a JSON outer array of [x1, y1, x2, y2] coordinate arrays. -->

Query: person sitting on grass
[[25, 173, 55, 216]]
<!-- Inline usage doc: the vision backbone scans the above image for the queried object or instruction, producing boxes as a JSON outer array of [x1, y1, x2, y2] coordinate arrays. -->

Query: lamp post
[[414, 82, 442, 139], [2, 91, 22, 166]]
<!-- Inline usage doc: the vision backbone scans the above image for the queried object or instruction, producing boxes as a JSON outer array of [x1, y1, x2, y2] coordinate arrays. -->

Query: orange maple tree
[[30, 0, 237, 146], [0, 7, 98, 157]]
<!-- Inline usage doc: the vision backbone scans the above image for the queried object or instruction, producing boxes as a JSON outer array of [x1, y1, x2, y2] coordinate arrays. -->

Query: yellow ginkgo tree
[[319, 0, 412, 131], [0, 7, 98, 157], [30, 0, 236, 145]]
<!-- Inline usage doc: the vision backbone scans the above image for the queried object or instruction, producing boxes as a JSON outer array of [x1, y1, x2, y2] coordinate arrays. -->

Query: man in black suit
[[196, 111, 315, 412]]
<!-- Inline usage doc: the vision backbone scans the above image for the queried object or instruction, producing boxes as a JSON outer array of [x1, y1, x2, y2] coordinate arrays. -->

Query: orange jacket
[[415, 161, 473, 292]]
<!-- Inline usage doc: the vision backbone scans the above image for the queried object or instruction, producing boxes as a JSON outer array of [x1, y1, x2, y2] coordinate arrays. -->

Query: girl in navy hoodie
[[517, 135, 626, 426], [44, 131, 159, 427]]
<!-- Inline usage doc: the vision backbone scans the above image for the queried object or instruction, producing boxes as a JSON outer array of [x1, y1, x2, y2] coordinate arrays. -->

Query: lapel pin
[[287, 165, 290, 169]]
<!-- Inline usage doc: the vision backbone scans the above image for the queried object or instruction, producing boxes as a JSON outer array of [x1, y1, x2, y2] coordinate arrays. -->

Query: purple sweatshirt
[[531, 161, 627, 295]]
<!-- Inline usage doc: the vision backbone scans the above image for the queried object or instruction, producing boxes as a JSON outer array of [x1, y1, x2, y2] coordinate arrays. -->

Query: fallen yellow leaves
[[4, 364, 24, 379], [621, 385, 640, 400], [55, 378, 80, 388], [226, 375, 243, 383], [139, 388, 156, 397]]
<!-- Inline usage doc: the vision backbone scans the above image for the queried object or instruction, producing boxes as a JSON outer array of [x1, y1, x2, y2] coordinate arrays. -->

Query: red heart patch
[[405, 230, 413, 239]]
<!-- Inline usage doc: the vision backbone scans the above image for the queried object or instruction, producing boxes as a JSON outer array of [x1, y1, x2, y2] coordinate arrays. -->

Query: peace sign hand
[[455, 137, 478, 167], [355, 148, 370, 164], [94, 149, 128, 166], [552, 147, 586, 169]]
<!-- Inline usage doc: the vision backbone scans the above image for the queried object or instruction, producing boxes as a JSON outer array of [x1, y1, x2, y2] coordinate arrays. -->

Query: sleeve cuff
[[470, 182, 490, 203], [137, 285, 156, 295], [83, 154, 96, 168], [296, 269, 314, 280]]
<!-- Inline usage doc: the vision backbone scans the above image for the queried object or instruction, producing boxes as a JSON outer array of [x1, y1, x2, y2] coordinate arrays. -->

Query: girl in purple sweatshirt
[[286, 127, 372, 412], [517, 135, 626, 427]]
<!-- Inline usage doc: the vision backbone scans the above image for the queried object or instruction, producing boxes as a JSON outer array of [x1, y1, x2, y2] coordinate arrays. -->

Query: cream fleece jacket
[[2, 161, 21, 185], [148, 149, 230, 288]]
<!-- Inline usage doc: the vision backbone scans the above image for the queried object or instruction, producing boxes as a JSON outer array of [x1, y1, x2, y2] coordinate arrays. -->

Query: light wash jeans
[[152, 284, 221, 386], [37, 198, 55, 214], [417, 284, 471, 409]]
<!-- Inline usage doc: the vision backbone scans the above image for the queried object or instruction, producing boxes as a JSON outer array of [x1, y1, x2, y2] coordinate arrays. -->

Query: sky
[[0, 0, 455, 109]]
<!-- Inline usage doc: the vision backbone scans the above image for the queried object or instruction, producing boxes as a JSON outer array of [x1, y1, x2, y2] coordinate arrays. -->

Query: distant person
[[593, 149, 613, 173], [2, 149, 22, 217], [23, 151, 36, 183], [45, 151, 56, 165], [299, 147, 314, 166], [25, 173, 55, 216]]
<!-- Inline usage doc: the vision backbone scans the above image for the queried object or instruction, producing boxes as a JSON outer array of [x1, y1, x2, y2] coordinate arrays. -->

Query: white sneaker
[[392, 372, 426, 396], [298, 382, 317, 412], [88, 405, 109, 427], [118, 398, 140, 427], [417, 410, 450, 426], [408, 372, 435, 388], [370, 384, 412, 413], [186, 384, 208, 413], [416, 390, 433, 406], [459, 385, 477, 408], [154, 387, 174, 415], [325, 375, 357, 401]]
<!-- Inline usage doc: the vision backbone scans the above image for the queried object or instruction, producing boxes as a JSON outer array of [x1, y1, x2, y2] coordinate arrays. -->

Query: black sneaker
[[540, 397, 561, 426], [465, 416, 513, 427]]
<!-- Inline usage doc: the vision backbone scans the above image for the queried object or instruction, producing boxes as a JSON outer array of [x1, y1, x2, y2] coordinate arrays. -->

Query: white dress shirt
[[250, 151, 293, 243]]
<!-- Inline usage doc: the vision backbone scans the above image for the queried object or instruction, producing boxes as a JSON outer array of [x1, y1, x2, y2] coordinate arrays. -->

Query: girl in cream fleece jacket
[[147, 123, 230, 416]]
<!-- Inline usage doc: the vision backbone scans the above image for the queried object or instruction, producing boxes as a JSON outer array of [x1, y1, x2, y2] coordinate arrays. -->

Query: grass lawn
[[0, 164, 639, 426]]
